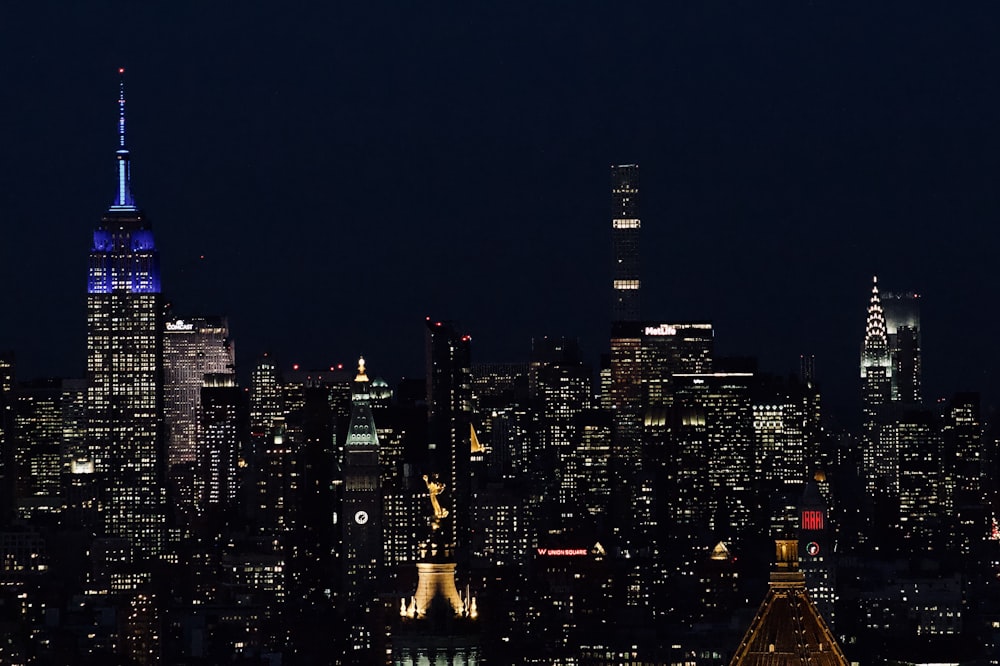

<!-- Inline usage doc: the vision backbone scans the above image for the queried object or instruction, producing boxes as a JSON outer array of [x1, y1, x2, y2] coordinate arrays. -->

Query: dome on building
[[370, 377, 392, 401], [729, 539, 848, 666]]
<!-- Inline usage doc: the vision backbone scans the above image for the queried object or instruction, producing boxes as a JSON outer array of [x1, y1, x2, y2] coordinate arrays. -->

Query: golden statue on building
[[422, 475, 449, 527]]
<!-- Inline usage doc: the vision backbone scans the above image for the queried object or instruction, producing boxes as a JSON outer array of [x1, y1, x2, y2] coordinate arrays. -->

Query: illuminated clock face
[[806, 541, 820, 556], [354, 510, 369, 525]]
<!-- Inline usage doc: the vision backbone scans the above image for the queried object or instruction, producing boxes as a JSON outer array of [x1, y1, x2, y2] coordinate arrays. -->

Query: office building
[[609, 322, 714, 541], [881, 290, 922, 404], [199, 374, 246, 510], [530, 337, 592, 518], [12, 380, 64, 499], [425, 319, 472, 554], [85, 72, 166, 558], [752, 375, 822, 489], [670, 372, 756, 544], [163, 315, 234, 516]]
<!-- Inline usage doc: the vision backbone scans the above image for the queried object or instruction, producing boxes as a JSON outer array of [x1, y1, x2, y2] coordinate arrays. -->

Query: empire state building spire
[[110, 67, 137, 211]]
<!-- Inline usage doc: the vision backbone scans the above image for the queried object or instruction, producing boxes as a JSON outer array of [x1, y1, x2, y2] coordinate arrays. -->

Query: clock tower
[[342, 357, 383, 634]]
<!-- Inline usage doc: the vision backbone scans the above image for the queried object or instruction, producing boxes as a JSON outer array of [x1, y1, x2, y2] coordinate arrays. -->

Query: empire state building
[[85, 70, 166, 558]]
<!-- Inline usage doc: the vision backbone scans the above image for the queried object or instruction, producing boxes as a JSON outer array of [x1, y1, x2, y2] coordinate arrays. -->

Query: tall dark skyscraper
[[85, 71, 166, 558], [611, 164, 640, 322], [530, 337, 592, 519], [881, 291, 922, 405], [425, 319, 472, 554]]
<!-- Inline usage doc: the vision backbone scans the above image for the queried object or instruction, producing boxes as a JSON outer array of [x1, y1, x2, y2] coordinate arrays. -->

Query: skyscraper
[[881, 291, 922, 404], [199, 374, 246, 510], [611, 164, 640, 322], [86, 71, 166, 558], [342, 358, 384, 656], [163, 315, 234, 517], [860, 276, 892, 494], [342, 358, 383, 602], [425, 319, 472, 554], [530, 337, 592, 518]]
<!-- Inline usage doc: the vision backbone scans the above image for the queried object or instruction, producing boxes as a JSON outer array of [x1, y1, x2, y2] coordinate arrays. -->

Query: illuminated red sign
[[801, 510, 824, 530], [536, 548, 588, 557]]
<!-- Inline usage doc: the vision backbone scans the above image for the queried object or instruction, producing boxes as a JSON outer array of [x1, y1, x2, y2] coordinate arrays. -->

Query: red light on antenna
[[292, 364, 300, 371], [118, 67, 125, 74], [337, 364, 343, 370]]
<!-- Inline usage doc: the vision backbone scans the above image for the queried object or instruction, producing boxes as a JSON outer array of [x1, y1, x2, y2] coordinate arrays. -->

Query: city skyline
[[3, 5, 1000, 422]]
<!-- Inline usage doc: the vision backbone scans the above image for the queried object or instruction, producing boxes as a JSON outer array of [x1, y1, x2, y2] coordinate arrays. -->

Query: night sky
[[2, 3, 1000, 423]]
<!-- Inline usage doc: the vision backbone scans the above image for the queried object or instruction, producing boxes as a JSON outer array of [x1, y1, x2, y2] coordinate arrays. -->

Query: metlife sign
[[643, 324, 677, 336]]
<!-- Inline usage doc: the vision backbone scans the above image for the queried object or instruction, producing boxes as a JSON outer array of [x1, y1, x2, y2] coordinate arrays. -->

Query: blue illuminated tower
[[86, 70, 166, 559]]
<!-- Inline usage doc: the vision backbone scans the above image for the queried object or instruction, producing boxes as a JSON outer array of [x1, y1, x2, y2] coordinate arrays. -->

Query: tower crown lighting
[[110, 67, 137, 211]]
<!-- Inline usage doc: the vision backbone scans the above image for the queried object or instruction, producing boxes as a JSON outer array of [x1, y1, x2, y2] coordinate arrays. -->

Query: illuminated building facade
[[894, 410, 947, 548], [12, 380, 65, 499], [342, 358, 383, 610], [470, 361, 533, 484], [85, 73, 166, 559], [247, 354, 285, 534], [752, 375, 822, 489], [530, 337, 592, 518], [425, 319, 472, 554], [469, 483, 536, 568], [199, 374, 246, 509], [861, 276, 893, 494], [611, 164, 640, 322], [609, 321, 714, 505], [881, 290, 922, 404], [671, 372, 755, 542], [944, 392, 983, 554], [472, 362, 527, 410], [798, 480, 835, 628], [12, 378, 87, 510], [574, 409, 612, 522], [163, 316, 234, 515], [609, 322, 714, 613], [379, 403, 431, 574]]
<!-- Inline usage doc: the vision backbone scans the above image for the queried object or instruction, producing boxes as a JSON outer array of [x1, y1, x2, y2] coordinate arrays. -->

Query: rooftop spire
[[861, 275, 891, 375], [110, 67, 137, 211]]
